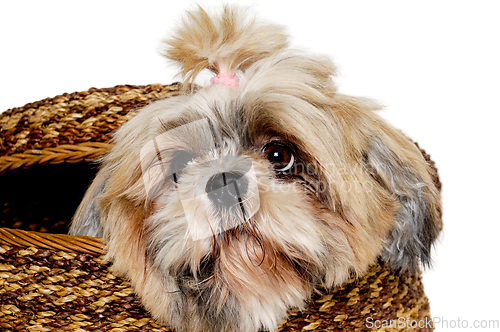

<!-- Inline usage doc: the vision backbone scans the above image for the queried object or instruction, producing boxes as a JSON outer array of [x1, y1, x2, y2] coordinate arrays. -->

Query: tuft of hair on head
[[164, 5, 289, 87]]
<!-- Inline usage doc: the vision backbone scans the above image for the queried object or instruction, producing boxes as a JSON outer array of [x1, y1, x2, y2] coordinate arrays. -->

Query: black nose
[[205, 172, 248, 208]]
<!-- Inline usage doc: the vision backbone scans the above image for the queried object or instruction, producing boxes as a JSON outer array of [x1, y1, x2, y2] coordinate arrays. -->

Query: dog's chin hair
[[136, 160, 357, 331]]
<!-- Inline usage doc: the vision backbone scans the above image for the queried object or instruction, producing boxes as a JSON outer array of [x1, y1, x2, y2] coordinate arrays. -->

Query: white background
[[1, 1, 499, 330]]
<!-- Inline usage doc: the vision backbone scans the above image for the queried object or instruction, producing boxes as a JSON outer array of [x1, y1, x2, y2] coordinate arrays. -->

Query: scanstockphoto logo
[[366, 317, 500, 330], [139, 118, 260, 241]]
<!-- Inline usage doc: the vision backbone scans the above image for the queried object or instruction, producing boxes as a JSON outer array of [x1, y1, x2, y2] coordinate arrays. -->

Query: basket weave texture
[[0, 84, 437, 331], [0, 84, 182, 173]]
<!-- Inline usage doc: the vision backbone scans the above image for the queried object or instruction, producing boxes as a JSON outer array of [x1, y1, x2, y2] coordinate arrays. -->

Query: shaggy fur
[[70, 6, 441, 332]]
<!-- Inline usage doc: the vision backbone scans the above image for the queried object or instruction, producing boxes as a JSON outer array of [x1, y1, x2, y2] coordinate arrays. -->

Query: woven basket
[[0, 83, 440, 331]]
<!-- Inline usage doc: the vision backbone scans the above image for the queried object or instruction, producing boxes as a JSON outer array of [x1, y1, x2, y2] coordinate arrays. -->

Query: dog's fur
[[70, 6, 441, 332]]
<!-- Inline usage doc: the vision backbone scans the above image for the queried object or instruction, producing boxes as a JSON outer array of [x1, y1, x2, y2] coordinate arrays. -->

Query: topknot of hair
[[164, 6, 289, 86]]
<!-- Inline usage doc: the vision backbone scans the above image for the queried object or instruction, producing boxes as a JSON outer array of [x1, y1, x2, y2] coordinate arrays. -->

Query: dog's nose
[[205, 172, 248, 208]]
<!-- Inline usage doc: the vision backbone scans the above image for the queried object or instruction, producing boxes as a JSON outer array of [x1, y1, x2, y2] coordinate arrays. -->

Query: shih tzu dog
[[70, 6, 441, 332]]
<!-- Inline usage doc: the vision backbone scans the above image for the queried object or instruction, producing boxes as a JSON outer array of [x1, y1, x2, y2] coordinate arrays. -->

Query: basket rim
[[0, 142, 113, 174], [0, 228, 104, 255]]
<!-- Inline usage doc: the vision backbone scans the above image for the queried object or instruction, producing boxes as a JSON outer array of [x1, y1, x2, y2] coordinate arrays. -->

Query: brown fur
[[71, 6, 441, 332], [165, 6, 289, 87]]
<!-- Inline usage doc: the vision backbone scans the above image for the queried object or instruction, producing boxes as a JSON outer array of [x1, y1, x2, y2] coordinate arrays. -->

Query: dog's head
[[70, 6, 441, 332]]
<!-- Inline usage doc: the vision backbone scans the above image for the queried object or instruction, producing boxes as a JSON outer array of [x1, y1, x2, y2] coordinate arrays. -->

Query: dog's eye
[[170, 151, 194, 182], [262, 143, 295, 172]]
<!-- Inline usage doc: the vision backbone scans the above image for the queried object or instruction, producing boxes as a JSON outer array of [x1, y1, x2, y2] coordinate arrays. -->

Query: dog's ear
[[364, 135, 442, 272], [69, 167, 108, 237]]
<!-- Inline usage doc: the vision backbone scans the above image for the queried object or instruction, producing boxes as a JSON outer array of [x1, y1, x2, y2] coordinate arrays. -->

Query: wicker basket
[[0, 83, 439, 331]]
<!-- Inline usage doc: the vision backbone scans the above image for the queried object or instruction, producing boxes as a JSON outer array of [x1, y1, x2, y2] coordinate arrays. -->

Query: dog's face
[[70, 6, 441, 332]]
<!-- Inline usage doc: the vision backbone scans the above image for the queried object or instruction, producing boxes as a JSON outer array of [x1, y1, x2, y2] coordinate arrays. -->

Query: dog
[[70, 6, 441, 332]]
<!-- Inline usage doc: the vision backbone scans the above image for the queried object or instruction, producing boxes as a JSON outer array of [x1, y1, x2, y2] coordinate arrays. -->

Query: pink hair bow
[[210, 73, 240, 86]]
